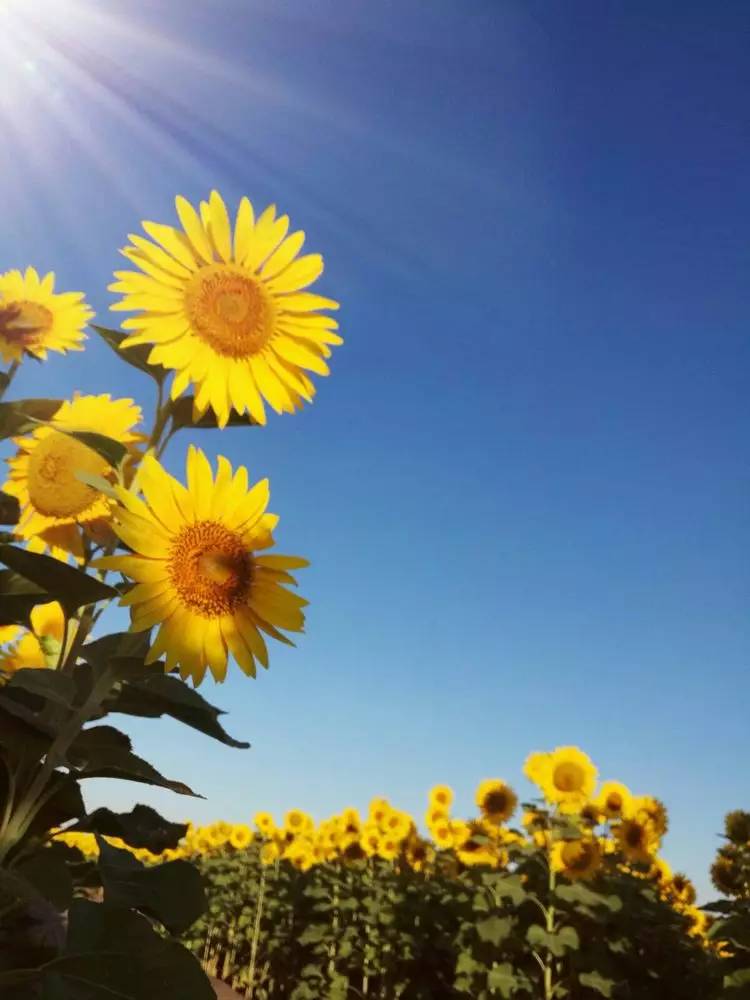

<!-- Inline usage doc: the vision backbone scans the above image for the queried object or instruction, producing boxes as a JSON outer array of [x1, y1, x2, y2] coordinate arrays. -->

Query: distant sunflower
[[3, 394, 143, 562], [229, 824, 254, 850], [110, 191, 341, 427], [0, 601, 75, 676], [615, 816, 659, 864], [551, 837, 602, 881], [535, 747, 598, 813], [253, 812, 276, 837], [96, 448, 308, 686], [0, 267, 91, 364], [429, 784, 454, 810], [368, 797, 391, 827], [475, 779, 518, 824], [596, 781, 632, 820], [630, 796, 668, 837]]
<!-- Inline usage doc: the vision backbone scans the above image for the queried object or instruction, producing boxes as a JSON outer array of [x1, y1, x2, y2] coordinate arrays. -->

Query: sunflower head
[[534, 747, 598, 812], [405, 836, 433, 872], [711, 851, 743, 896], [615, 815, 659, 864], [285, 809, 313, 835], [3, 394, 143, 562], [0, 267, 91, 364], [0, 601, 75, 677], [630, 796, 669, 837], [595, 781, 632, 820], [367, 797, 391, 827], [551, 837, 603, 881], [429, 785, 454, 810], [111, 192, 342, 428], [475, 779, 518, 824], [725, 810, 750, 845], [96, 448, 308, 686], [668, 873, 697, 907]]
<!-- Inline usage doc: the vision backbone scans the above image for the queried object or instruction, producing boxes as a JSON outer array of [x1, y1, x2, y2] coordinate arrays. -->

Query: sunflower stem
[[0, 360, 19, 401]]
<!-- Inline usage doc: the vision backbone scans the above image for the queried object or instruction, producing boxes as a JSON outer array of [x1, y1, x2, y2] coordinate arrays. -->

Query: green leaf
[[168, 394, 258, 432], [0, 398, 63, 438], [42, 898, 214, 999], [0, 568, 53, 626], [103, 672, 250, 749], [725, 969, 750, 990], [62, 429, 127, 468], [70, 804, 187, 854], [0, 545, 118, 612], [97, 839, 206, 934], [69, 724, 199, 797], [488, 963, 519, 997], [16, 849, 73, 911], [555, 882, 622, 913], [0, 489, 20, 525], [91, 325, 166, 384], [6, 669, 76, 708], [579, 971, 616, 997], [526, 924, 579, 957], [476, 915, 513, 946]]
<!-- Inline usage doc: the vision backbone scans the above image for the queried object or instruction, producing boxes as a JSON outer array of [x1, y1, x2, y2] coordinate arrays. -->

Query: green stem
[[247, 864, 266, 997], [544, 864, 557, 1000], [0, 360, 19, 401], [0, 662, 119, 864]]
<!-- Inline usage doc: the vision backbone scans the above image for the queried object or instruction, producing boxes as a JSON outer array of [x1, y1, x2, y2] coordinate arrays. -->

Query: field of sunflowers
[[53, 746, 750, 999]]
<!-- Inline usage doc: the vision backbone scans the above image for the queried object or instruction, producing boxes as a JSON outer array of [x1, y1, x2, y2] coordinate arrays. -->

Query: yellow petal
[[221, 615, 256, 677], [141, 222, 198, 271], [186, 445, 214, 520], [203, 619, 228, 682], [209, 190, 232, 263], [233, 196, 255, 263], [262, 231, 305, 280], [266, 254, 324, 294], [175, 195, 215, 263]]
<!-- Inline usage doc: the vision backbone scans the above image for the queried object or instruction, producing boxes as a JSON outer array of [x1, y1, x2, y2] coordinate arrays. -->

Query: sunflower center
[[553, 762, 585, 793], [169, 520, 253, 617], [185, 263, 274, 358], [606, 793, 623, 811], [625, 822, 645, 848], [27, 432, 107, 518], [0, 301, 53, 350], [561, 840, 594, 871], [484, 790, 509, 815]]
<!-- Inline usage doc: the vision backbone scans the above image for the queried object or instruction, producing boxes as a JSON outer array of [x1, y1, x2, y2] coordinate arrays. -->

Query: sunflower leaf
[[0, 544, 118, 613], [0, 398, 63, 438], [0, 489, 20, 525], [68, 804, 188, 854], [168, 395, 258, 431], [57, 429, 128, 468], [0, 568, 53, 625], [91, 324, 167, 384]]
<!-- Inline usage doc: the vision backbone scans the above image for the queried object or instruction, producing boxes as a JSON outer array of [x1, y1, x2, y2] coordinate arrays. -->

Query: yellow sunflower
[[431, 820, 454, 850], [595, 781, 632, 820], [95, 447, 308, 686], [534, 747, 598, 813], [630, 795, 669, 837], [229, 824, 254, 850], [0, 601, 76, 676], [615, 816, 660, 864], [429, 784, 454, 810], [253, 811, 276, 837], [260, 840, 282, 865], [475, 779, 518, 824], [0, 625, 20, 645], [405, 836, 433, 872], [0, 267, 91, 364], [110, 191, 342, 428], [285, 809, 313, 835], [360, 824, 382, 857], [367, 797, 391, 828], [551, 837, 603, 881], [3, 394, 143, 562]]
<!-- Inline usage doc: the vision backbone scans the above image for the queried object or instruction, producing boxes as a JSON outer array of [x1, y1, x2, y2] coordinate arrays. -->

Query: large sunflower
[[0, 267, 92, 364], [95, 447, 308, 686], [109, 191, 342, 428], [534, 746, 598, 813], [475, 779, 518, 824], [3, 394, 143, 562], [551, 837, 602, 881]]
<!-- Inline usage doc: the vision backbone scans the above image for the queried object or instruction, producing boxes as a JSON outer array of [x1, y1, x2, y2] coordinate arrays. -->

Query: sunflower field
[[0, 191, 747, 1000]]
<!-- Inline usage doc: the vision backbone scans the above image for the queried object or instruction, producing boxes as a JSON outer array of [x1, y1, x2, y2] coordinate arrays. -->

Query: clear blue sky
[[1, 0, 747, 898]]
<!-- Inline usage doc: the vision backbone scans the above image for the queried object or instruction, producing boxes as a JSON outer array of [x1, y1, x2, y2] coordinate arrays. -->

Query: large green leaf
[[6, 669, 76, 708], [526, 923, 579, 957], [555, 882, 622, 913], [0, 490, 20, 525], [69, 725, 198, 796], [0, 398, 63, 438], [476, 915, 513, 946], [0, 568, 54, 626], [487, 963, 520, 998], [579, 971, 617, 997], [16, 850, 73, 912], [0, 545, 117, 613], [60, 430, 128, 469], [97, 839, 205, 934], [40, 898, 214, 999], [90, 325, 166, 384], [69, 804, 187, 854], [168, 394, 258, 432], [104, 671, 250, 749]]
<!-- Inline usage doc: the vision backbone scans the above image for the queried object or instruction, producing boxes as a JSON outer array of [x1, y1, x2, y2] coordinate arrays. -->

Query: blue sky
[[0, 0, 748, 897]]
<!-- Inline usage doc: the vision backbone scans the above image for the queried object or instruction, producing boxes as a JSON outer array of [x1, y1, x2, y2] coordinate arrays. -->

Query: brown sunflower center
[[185, 263, 274, 358], [484, 790, 510, 815], [553, 762, 585, 793], [606, 793, 623, 812], [0, 301, 53, 350], [27, 432, 107, 519], [169, 520, 253, 617], [624, 821, 646, 849], [561, 840, 596, 872]]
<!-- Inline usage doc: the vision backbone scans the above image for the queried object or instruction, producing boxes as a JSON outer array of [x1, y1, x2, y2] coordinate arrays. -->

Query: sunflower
[[383, 810, 412, 842], [253, 811, 276, 837], [368, 797, 391, 828], [596, 781, 632, 820], [378, 836, 400, 862], [425, 805, 449, 829], [285, 809, 313, 835], [0, 601, 76, 676], [229, 824, 254, 850], [475, 779, 518, 824], [260, 840, 282, 865], [523, 751, 550, 785], [0, 267, 91, 364], [667, 873, 697, 907], [431, 821, 454, 851], [615, 816, 659, 864], [551, 837, 603, 881], [360, 824, 382, 857], [534, 747, 598, 813], [110, 191, 341, 428], [0, 625, 20, 645], [630, 796, 669, 837], [429, 785, 454, 810], [405, 836, 433, 873], [3, 394, 143, 562], [95, 448, 308, 686]]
